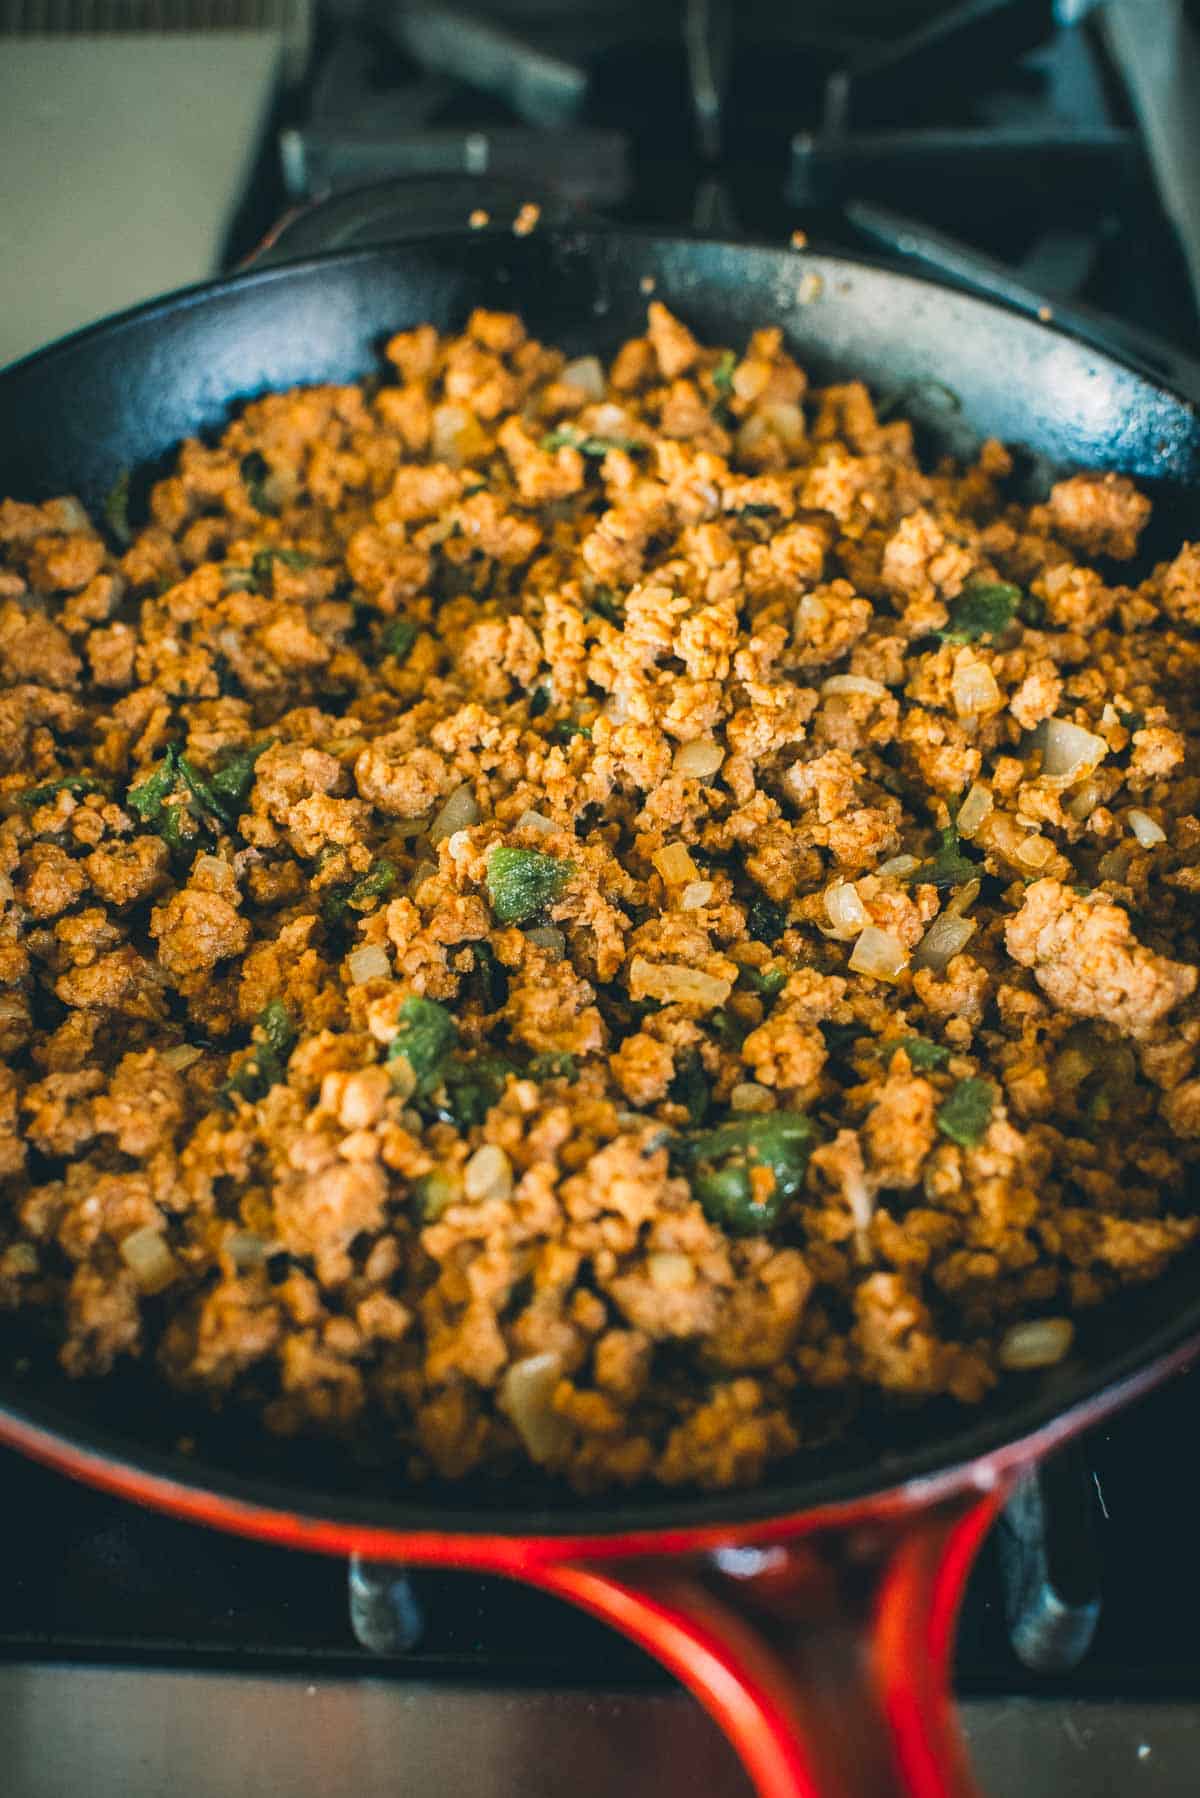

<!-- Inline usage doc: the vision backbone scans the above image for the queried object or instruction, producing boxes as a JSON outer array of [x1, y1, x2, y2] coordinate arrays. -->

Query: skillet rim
[[1, 226, 1199, 1542]]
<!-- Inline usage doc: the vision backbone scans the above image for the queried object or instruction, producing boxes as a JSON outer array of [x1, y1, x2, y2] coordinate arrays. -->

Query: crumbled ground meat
[[1, 303, 1198, 1494]]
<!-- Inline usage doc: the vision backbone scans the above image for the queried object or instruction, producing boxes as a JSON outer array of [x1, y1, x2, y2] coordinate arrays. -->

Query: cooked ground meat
[[1, 303, 1198, 1494]]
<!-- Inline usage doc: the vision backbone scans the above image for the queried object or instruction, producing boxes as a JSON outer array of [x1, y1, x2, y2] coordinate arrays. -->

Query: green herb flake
[[387, 996, 458, 1098], [222, 1000, 297, 1106], [887, 1035, 950, 1072], [747, 897, 789, 945], [486, 845, 574, 926], [551, 719, 592, 743], [240, 451, 274, 514], [742, 966, 788, 999], [677, 1112, 817, 1235], [936, 1077, 995, 1147], [587, 588, 625, 628], [820, 1021, 866, 1062], [17, 775, 108, 809], [382, 618, 419, 661], [527, 1051, 578, 1082], [466, 939, 509, 1012], [541, 426, 643, 457], [711, 349, 737, 395], [250, 547, 315, 590], [102, 470, 132, 548], [908, 825, 979, 890], [438, 1054, 516, 1129], [668, 1048, 710, 1126], [937, 580, 1021, 645]]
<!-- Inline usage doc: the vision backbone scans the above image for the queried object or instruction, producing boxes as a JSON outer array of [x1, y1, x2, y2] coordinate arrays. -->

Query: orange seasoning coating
[[0, 303, 1198, 1492]]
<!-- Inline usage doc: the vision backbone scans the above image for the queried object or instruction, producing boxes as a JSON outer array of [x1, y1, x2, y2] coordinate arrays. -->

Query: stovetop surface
[[3, 1360, 1199, 1694]]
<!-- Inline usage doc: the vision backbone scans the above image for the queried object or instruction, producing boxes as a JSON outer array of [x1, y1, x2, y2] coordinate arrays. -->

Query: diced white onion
[[913, 913, 977, 973], [821, 674, 887, 699], [998, 1317, 1075, 1371], [730, 1082, 774, 1113], [348, 944, 391, 985], [561, 356, 605, 400], [499, 1352, 570, 1462], [759, 401, 805, 448], [53, 496, 92, 533], [525, 926, 566, 959], [952, 660, 1002, 718], [674, 738, 725, 779], [647, 1252, 696, 1290], [877, 854, 919, 878], [161, 1043, 203, 1071], [463, 1144, 513, 1203], [429, 783, 480, 845], [226, 1231, 267, 1269], [653, 842, 700, 885], [119, 1225, 176, 1293], [431, 403, 487, 466], [391, 817, 432, 840], [516, 808, 555, 836], [844, 1161, 876, 1236], [1033, 718, 1108, 783], [680, 880, 714, 911], [1098, 847, 1131, 883], [195, 853, 228, 883], [956, 783, 993, 839], [586, 402, 634, 440], [1066, 778, 1103, 821], [1129, 809, 1166, 847], [848, 925, 908, 982], [945, 878, 982, 918], [823, 882, 869, 941], [628, 955, 732, 1009], [1015, 835, 1055, 870]]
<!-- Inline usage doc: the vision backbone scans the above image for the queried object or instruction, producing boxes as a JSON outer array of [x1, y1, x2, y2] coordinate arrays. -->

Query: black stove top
[[2, 1360, 1200, 1695]]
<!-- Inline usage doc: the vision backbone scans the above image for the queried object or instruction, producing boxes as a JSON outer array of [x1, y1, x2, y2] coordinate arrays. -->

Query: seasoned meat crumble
[[0, 303, 1198, 1491]]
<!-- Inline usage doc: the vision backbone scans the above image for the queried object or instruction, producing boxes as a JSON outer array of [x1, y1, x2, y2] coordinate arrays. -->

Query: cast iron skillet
[[1, 226, 1199, 1797]]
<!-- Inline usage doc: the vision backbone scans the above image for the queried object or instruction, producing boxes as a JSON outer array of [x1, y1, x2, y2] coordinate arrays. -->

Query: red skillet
[[1, 221, 1199, 1798]]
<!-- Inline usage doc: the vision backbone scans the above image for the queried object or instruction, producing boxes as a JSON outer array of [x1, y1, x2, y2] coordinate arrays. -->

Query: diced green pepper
[[908, 825, 979, 890], [387, 996, 457, 1097], [679, 1111, 817, 1234], [527, 1051, 578, 1082], [937, 580, 1021, 645], [486, 845, 574, 925], [18, 775, 108, 808], [936, 1077, 995, 1147], [437, 1054, 517, 1128], [222, 999, 297, 1105]]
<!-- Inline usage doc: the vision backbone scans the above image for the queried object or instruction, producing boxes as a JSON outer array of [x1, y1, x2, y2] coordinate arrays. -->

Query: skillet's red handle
[[525, 1491, 1006, 1798]]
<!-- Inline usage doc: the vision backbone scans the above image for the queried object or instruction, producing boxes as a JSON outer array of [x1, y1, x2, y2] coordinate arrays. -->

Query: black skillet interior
[[1, 228, 1199, 1539]]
